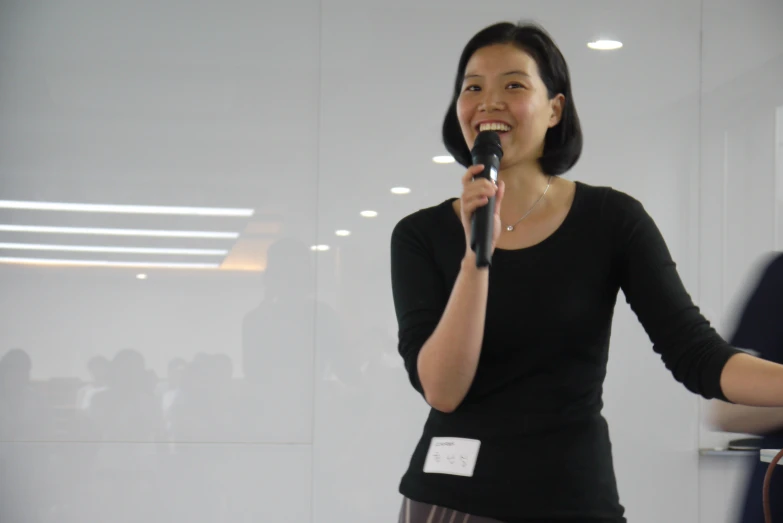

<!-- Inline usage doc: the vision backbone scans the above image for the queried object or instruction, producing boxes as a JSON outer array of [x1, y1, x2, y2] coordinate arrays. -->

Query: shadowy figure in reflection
[[160, 357, 187, 428], [88, 348, 163, 441], [161, 353, 239, 522], [167, 353, 237, 441], [0, 348, 50, 441], [0, 349, 52, 522], [76, 355, 110, 411], [82, 349, 164, 522], [241, 237, 354, 441]]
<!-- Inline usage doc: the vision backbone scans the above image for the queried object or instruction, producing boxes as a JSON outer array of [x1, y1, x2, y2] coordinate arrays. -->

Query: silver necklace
[[503, 176, 552, 232]]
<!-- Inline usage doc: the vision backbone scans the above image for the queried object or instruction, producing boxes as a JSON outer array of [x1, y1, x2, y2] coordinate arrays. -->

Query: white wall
[[0, 1, 780, 522]]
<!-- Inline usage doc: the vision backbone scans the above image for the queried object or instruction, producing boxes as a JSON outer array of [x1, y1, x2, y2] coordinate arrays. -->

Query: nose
[[477, 87, 506, 112]]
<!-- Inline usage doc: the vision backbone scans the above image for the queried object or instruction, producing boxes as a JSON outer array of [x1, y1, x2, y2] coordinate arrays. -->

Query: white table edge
[[760, 449, 782, 465]]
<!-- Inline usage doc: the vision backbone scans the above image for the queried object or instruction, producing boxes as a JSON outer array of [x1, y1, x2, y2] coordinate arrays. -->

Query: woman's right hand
[[459, 164, 506, 258]]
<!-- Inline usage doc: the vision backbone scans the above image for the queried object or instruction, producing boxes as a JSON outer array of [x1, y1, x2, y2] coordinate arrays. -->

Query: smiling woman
[[442, 22, 581, 177], [390, 19, 783, 523]]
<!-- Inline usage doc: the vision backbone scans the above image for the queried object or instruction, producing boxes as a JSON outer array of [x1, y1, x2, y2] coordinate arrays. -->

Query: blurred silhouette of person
[[76, 355, 110, 411], [160, 357, 187, 432], [0, 348, 50, 440], [84, 349, 163, 522], [167, 353, 236, 441], [88, 348, 163, 441], [0, 349, 51, 521], [241, 237, 354, 440], [708, 252, 783, 522], [243, 238, 315, 384]]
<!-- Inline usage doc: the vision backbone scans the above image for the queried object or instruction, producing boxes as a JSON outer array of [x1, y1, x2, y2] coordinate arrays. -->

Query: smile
[[477, 122, 511, 132]]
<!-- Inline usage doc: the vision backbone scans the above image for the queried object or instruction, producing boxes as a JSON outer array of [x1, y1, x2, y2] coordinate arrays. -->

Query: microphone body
[[470, 131, 504, 268]]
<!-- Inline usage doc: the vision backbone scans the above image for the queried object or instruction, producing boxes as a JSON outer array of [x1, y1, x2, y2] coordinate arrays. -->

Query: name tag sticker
[[423, 437, 481, 477]]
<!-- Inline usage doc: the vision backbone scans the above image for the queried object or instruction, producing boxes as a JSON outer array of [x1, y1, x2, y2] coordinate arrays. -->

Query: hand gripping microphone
[[470, 130, 503, 268]]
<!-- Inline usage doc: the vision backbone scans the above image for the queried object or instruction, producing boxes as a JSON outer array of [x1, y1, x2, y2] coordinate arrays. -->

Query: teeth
[[479, 122, 511, 132]]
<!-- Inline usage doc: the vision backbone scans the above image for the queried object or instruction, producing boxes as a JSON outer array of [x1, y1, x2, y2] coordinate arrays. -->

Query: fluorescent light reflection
[[0, 242, 228, 256], [0, 257, 220, 269], [0, 200, 254, 216], [0, 224, 239, 239]]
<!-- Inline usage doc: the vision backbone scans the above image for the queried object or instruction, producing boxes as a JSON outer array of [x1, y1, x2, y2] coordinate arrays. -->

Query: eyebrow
[[463, 70, 531, 80]]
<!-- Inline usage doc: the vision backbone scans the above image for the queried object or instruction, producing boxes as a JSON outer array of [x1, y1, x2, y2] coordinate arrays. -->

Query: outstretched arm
[[720, 353, 783, 407], [612, 191, 783, 405], [709, 399, 783, 434]]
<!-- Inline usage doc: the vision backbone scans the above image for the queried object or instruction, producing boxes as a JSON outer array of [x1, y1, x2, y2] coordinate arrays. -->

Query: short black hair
[[442, 21, 582, 175]]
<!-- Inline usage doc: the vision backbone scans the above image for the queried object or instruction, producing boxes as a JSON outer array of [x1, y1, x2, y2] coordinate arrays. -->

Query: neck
[[498, 162, 551, 204]]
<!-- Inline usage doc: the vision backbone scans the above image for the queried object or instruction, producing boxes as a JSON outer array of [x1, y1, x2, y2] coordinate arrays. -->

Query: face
[[457, 44, 564, 168]]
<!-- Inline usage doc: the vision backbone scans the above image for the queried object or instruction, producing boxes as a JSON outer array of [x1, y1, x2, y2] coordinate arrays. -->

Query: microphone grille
[[472, 130, 503, 158]]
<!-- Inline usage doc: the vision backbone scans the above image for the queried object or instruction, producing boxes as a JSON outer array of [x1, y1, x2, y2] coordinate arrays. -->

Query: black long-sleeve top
[[390, 181, 742, 522]]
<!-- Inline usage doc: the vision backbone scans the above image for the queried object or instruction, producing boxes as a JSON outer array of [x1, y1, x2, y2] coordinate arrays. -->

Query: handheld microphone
[[470, 131, 504, 268]]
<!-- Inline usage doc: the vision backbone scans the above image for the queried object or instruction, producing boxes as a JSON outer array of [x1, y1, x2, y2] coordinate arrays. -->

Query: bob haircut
[[442, 21, 583, 175]]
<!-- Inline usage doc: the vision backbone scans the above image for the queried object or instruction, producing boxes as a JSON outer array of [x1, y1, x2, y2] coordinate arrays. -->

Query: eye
[[507, 82, 525, 89], [463, 85, 480, 92]]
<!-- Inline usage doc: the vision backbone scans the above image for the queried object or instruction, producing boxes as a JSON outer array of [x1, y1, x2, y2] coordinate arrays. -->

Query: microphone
[[470, 130, 504, 268]]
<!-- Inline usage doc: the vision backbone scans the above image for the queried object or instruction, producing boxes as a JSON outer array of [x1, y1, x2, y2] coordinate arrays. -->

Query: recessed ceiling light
[[587, 39, 623, 50], [0, 224, 239, 239], [0, 257, 220, 269], [136, 273, 148, 280], [0, 200, 254, 217], [335, 230, 351, 237], [432, 155, 455, 164], [360, 210, 378, 218], [310, 244, 330, 251], [391, 187, 411, 195], [0, 242, 228, 256]]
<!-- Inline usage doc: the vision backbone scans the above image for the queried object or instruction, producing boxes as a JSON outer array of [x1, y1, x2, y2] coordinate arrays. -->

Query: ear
[[548, 93, 565, 128]]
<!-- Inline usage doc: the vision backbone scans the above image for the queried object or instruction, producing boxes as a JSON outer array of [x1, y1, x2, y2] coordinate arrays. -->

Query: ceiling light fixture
[[335, 230, 351, 237], [310, 245, 330, 252], [391, 187, 411, 195], [432, 155, 455, 164], [360, 210, 378, 218], [587, 39, 623, 50]]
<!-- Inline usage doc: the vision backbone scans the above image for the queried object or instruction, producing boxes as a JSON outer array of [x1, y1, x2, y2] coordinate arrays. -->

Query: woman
[[390, 21, 783, 522]]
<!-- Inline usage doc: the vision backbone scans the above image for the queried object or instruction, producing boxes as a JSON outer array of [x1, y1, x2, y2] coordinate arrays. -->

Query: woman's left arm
[[612, 191, 783, 406]]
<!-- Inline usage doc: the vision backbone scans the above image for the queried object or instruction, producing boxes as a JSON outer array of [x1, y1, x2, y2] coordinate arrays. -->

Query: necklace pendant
[[506, 225, 514, 232]]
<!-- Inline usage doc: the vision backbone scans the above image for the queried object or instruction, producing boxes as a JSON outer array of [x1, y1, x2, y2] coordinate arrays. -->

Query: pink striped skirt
[[398, 497, 506, 523]]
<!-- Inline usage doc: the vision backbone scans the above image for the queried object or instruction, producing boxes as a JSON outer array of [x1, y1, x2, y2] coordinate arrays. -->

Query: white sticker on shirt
[[423, 437, 481, 477]]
